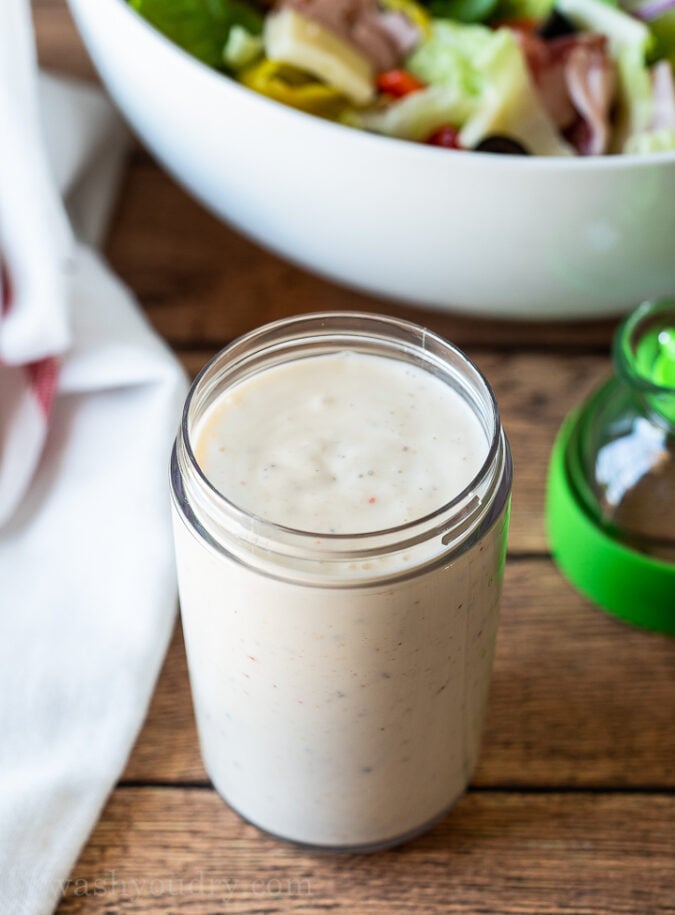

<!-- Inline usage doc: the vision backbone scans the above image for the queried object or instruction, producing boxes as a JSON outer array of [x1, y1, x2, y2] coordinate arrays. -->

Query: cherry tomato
[[376, 70, 426, 98], [427, 126, 462, 149]]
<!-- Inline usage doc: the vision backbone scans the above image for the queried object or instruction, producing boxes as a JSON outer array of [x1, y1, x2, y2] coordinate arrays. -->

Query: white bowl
[[68, 0, 675, 319]]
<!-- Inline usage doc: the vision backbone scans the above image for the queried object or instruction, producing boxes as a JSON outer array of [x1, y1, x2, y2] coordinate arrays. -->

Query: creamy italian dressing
[[194, 351, 489, 535], [172, 317, 511, 850]]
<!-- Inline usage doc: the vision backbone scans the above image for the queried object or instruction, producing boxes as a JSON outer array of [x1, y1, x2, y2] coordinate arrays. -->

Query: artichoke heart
[[264, 9, 375, 105]]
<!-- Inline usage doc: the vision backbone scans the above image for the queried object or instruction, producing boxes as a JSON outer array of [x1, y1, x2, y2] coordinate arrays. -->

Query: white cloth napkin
[[0, 4, 188, 913]]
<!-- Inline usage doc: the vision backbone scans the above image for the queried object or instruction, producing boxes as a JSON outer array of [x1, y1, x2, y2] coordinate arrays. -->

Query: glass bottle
[[547, 299, 675, 633]]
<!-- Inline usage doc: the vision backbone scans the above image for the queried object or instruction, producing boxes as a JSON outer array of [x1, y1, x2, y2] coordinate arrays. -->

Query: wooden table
[[37, 4, 675, 911]]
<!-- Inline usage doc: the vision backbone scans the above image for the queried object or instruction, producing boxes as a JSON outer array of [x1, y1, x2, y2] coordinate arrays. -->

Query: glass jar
[[572, 300, 675, 560], [547, 299, 675, 633], [170, 312, 512, 850]]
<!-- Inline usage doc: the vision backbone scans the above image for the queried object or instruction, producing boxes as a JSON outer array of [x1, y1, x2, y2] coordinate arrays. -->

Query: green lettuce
[[223, 24, 263, 69], [130, 0, 263, 69], [493, 0, 556, 23], [406, 22, 573, 153], [346, 84, 476, 139], [650, 9, 675, 69], [427, 0, 499, 24], [407, 20, 498, 91], [458, 28, 573, 153], [624, 126, 675, 152]]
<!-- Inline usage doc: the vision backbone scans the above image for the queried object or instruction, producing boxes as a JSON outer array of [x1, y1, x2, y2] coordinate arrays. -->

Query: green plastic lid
[[547, 409, 675, 634], [547, 300, 675, 635]]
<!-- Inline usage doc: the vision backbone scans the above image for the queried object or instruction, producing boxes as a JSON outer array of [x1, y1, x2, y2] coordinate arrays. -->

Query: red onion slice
[[631, 0, 675, 22]]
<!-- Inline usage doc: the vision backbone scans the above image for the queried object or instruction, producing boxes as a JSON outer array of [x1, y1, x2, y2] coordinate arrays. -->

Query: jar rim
[[614, 299, 675, 397], [179, 311, 510, 559]]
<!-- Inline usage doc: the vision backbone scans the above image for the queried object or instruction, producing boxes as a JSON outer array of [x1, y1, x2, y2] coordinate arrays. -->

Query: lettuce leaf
[[650, 9, 675, 69], [407, 20, 497, 93], [406, 22, 573, 153], [346, 84, 476, 139], [223, 25, 264, 69], [428, 0, 499, 24], [130, 0, 263, 69], [624, 126, 675, 151], [458, 28, 574, 153], [494, 0, 557, 23]]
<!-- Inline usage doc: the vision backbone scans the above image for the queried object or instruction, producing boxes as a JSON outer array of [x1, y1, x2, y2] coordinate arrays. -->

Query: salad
[[130, 0, 675, 155]]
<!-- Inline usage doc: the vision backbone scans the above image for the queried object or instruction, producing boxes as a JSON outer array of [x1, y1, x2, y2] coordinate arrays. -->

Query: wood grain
[[124, 559, 675, 788], [34, 0, 98, 82], [57, 788, 675, 914]]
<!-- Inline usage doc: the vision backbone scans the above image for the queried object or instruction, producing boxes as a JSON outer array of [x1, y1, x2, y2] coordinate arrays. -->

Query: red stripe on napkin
[[26, 357, 60, 416], [1, 261, 12, 316], [1, 259, 60, 416]]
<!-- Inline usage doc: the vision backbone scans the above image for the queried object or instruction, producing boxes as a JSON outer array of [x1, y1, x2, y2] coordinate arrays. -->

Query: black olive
[[538, 9, 578, 38], [474, 135, 531, 155]]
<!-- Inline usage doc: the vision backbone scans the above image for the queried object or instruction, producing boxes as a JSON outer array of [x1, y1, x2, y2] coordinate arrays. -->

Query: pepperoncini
[[238, 59, 349, 118]]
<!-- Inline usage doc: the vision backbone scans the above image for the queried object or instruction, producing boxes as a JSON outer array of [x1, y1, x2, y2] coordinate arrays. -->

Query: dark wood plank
[[123, 559, 675, 787], [34, 0, 98, 82], [476, 350, 608, 553], [57, 787, 675, 914]]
